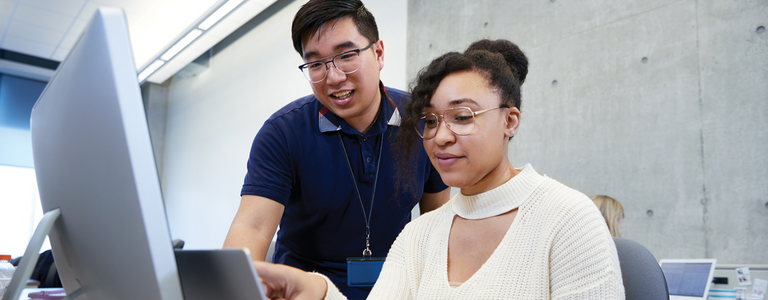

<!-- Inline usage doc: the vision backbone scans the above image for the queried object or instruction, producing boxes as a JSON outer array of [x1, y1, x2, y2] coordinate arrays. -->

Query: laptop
[[174, 249, 268, 300], [659, 258, 717, 300]]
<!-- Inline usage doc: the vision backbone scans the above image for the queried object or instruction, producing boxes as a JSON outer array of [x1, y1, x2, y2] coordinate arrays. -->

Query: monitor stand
[[1, 209, 83, 300]]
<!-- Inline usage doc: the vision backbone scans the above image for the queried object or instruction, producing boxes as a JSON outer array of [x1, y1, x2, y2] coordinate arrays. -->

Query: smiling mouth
[[331, 90, 352, 99]]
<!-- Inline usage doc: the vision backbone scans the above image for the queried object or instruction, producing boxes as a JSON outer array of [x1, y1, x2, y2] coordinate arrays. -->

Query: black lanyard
[[337, 132, 384, 256]]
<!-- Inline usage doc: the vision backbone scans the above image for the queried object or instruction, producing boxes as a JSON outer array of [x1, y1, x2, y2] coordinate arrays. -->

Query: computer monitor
[[25, 7, 184, 300], [659, 258, 718, 300]]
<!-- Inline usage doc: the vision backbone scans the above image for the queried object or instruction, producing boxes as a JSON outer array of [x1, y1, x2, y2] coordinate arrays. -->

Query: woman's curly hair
[[394, 39, 529, 195]]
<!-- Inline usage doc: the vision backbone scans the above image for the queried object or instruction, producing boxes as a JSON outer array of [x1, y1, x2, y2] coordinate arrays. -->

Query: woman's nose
[[432, 120, 455, 145]]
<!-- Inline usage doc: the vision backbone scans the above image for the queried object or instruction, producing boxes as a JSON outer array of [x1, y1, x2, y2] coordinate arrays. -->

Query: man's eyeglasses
[[415, 105, 508, 140], [298, 42, 375, 83]]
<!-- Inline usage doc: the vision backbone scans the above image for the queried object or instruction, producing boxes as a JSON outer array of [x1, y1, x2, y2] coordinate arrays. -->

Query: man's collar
[[318, 81, 401, 134], [381, 84, 402, 127]]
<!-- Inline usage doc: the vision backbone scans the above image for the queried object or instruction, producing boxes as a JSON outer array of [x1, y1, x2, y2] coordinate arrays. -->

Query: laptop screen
[[661, 261, 715, 297]]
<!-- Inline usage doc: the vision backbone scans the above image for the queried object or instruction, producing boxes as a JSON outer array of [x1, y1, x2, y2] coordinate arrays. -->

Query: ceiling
[[0, 0, 276, 83]]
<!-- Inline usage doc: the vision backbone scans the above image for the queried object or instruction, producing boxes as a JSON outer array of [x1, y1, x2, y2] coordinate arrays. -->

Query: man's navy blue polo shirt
[[241, 82, 447, 299]]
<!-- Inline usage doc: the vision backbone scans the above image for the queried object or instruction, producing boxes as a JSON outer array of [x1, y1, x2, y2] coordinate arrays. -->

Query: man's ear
[[504, 107, 521, 138], [374, 39, 384, 71]]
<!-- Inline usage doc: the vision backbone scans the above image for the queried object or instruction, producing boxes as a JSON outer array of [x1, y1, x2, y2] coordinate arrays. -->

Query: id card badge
[[346, 256, 385, 287]]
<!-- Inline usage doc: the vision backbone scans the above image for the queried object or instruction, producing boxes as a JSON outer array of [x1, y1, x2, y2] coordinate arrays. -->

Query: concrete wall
[[159, 0, 409, 250], [407, 0, 767, 264]]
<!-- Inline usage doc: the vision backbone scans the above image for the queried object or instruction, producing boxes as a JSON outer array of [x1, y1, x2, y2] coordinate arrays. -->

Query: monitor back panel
[[30, 7, 183, 300]]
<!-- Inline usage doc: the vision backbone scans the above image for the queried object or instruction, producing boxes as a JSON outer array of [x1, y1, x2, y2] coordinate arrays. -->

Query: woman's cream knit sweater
[[321, 164, 625, 299]]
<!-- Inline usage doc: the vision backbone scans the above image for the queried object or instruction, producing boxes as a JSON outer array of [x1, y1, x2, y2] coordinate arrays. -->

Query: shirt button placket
[[361, 136, 376, 181]]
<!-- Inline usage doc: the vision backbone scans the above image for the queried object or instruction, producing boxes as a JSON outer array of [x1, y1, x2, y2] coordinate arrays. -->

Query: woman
[[592, 195, 625, 237], [254, 39, 625, 299]]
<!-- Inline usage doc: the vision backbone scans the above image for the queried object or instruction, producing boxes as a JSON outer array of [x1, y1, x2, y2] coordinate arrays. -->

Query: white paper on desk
[[737, 267, 753, 286], [752, 278, 767, 297]]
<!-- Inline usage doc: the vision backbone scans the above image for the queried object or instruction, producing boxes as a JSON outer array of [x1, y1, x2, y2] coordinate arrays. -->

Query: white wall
[[162, 0, 409, 249]]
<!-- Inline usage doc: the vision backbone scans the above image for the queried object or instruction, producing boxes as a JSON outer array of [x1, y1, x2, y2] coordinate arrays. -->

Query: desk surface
[[15, 288, 64, 300]]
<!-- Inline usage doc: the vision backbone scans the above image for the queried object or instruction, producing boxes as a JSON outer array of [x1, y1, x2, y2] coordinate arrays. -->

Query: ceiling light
[[160, 29, 203, 61], [138, 60, 165, 82], [198, 0, 244, 30], [137, 0, 262, 83]]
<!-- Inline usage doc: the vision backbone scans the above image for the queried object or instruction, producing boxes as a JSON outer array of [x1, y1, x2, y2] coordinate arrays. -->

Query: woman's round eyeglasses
[[298, 42, 375, 83], [415, 105, 507, 140]]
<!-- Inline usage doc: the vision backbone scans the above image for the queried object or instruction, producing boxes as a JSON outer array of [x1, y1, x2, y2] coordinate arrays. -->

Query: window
[[0, 164, 50, 258]]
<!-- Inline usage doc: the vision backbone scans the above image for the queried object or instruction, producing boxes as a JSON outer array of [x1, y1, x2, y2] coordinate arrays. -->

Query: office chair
[[613, 237, 669, 300]]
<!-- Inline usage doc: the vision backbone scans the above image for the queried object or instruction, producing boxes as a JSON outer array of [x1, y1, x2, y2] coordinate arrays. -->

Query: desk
[[14, 288, 63, 300]]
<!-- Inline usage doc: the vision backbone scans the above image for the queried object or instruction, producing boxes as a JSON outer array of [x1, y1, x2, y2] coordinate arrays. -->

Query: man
[[223, 1, 449, 299]]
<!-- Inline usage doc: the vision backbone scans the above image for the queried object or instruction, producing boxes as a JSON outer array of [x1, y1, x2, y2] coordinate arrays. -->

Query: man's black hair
[[292, 0, 379, 57]]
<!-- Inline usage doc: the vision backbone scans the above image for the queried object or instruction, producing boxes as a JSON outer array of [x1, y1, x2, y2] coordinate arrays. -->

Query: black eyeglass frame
[[297, 41, 376, 83]]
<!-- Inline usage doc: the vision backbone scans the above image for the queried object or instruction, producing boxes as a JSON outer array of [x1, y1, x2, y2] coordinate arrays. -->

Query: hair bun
[[465, 39, 528, 84]]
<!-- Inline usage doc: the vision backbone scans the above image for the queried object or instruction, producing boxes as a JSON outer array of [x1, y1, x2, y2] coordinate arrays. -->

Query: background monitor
[[659, 258, 717, 300], [28, 7, 184, 300]]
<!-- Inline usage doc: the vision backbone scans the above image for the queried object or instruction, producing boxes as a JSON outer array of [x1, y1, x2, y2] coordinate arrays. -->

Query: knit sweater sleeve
[[318, 212, 435, 300], [548, 191, 625, 299], [314, 253, 413, 300], [366, 221, 416, 299], [314, 273, 347, 300]]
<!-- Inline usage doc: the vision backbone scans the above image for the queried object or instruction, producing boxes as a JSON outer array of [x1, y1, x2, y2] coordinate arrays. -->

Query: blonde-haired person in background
[[591, 195, 624, 237]]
